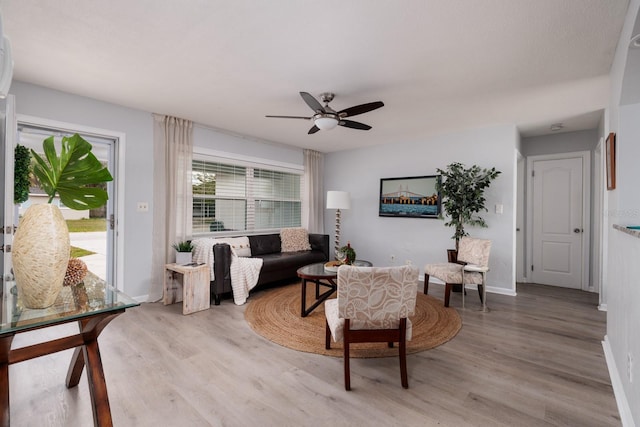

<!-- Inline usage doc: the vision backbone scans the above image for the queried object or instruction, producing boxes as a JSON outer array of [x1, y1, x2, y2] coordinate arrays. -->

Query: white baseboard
[[421, 276, 517, 297], [598, 303, 608, 312], [134, 294, 150, 303], [602, 335, 635, 427]]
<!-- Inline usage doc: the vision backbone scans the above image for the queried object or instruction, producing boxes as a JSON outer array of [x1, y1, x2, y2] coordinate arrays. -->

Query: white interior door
[[530, 154, 588, 288]]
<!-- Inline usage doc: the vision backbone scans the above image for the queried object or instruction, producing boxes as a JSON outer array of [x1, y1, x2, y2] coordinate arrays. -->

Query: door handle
[[573, 228, 583, 233]]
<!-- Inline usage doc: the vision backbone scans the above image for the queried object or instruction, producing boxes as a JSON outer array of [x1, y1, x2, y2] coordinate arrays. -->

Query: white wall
[[520, 129, 599, 156], [618, 103, 640, 218], [607, 100, 640, 426], [193, 125, 303, 166], [604, 0, 640, 425], [323, 124, 517, 294]]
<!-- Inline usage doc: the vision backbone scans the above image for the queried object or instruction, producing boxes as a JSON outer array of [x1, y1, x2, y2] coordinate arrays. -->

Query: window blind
[[192, 159, 302, 234]]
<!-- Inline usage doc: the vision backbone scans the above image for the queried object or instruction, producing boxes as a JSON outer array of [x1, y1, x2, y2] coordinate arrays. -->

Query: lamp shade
[[326, 191, 351, 210]]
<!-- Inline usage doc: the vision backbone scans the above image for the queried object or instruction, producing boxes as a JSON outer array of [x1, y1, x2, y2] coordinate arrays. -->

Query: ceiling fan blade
[[265, 115, 311, 120], [338, 101, 384, 118], [300, 92, 325, 114], [308, 125, 320, 134], [339, 120, 372, 131]]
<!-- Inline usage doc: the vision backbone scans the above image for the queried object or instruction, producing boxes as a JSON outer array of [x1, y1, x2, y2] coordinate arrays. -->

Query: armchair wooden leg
[[325, 320, 331, 349], [423, 275, 430, 295], [399, 318, 408, 389], [444, 283, 452, 307], [344, 319, 351, 391], [478, 284, 484, 303]]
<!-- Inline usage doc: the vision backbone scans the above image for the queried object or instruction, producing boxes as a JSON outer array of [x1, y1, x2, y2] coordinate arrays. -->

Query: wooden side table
[[163, 263, 210, 315]]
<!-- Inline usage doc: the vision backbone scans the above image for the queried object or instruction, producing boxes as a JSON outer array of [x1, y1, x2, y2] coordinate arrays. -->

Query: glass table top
[[297, 260, 374, 278], [1, 271, 140, 334]]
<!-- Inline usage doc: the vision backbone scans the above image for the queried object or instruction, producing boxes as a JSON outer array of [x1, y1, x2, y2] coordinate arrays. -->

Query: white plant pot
[[12, 204, 70, 308], [175, 252, 192, 265]]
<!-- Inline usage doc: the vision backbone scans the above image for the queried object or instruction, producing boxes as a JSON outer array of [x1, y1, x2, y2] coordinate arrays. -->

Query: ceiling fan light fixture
[[266, 91, 384, 134], [315, 116, 339, 130]]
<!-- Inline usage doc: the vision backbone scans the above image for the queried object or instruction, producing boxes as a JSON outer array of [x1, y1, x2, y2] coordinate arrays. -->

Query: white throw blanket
[[229, 254, 262, 305], [192, 238, 263, 305]]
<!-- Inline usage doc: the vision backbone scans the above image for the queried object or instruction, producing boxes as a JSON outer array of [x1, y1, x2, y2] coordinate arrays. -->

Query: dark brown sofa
[[211, 233, 330, 304]]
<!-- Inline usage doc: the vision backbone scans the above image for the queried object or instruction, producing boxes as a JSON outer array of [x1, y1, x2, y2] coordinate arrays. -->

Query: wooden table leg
[[301, 279, 308, 317], [0, 335, 15, 427], [301, 278, 337, 317], [65, 346, 85, 388], [84, 338, 112, 426], [66, 313, 122, 427]]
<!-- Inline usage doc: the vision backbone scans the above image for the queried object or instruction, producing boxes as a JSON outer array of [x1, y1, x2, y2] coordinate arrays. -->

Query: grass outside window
[[65, 218, 106, 233]]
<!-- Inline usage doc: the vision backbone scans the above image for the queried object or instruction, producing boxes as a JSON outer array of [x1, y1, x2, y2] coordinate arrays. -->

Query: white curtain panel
[[303, 149, 324, 233], [148, 114, 193, 302]]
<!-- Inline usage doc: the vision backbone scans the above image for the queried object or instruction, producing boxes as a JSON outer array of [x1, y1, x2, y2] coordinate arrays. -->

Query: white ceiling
[[0, 0, 630, 153]]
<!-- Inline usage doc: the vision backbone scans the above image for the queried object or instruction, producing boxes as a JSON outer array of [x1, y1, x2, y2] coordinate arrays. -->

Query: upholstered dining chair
[[423, 237, 492, 310], [324, 264, 419, 390]]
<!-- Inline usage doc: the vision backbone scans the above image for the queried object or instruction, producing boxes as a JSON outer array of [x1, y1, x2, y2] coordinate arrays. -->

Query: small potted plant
[[338, 242, 356, 265], [437, 162, 501, 260], [172, 241, 194, 264]]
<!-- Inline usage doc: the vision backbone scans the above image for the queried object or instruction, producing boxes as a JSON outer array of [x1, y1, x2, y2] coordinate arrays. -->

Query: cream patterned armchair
[[423, 237, 491, 309], [324, 264, 419, 390]]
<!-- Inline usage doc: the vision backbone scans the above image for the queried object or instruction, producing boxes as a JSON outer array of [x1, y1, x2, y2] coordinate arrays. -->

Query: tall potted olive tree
[[12, 134, 113, 308], [436, 162, 501, 260]]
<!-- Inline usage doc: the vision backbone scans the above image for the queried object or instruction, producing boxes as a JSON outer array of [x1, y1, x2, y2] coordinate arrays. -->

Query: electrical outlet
[[137, 202, 149, 212], [405, 260, 412, 265], [390, 254, 396, 265]]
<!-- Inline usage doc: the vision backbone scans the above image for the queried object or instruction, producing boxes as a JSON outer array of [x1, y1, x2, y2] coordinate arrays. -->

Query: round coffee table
[[296, 261, 373, 317]]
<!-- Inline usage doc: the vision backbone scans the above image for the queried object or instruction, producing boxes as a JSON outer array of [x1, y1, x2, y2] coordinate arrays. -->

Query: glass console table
[[0, 272, 139, 427]]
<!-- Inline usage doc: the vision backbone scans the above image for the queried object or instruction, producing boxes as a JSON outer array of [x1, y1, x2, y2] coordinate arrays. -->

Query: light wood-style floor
[[8, 282, 620, 426]]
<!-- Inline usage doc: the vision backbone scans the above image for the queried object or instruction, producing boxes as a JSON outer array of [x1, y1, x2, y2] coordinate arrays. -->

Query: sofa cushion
[[280, 227, 311, 252], [249, 234, 281, 256], [213, 236, 251, 257]]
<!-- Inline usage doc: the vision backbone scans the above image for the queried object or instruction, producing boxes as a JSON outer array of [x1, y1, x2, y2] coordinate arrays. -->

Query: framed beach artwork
[[379, 175, 441, 218]]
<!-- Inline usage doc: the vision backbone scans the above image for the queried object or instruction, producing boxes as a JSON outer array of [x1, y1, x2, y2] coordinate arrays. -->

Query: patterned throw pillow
[[280, 228, 311, 252], [213, 236, 252, 257]]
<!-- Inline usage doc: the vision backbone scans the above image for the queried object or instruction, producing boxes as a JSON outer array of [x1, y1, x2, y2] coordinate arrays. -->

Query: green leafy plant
[[339, 243, 356, 265], [14, 144, 31, 204], [31, 134, 113, 210], [172, 241, 194, 252], [436, 162, 501, 249]]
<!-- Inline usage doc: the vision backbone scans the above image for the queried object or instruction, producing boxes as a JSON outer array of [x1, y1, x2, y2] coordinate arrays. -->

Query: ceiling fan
[[266, 92, 384, 134]]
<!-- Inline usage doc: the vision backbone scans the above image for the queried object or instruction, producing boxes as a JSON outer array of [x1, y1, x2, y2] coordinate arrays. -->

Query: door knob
[[573, 228, 582, 233]]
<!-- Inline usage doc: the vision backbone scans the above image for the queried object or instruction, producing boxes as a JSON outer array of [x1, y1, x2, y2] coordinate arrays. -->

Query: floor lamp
[[326, 191, 351, 256]]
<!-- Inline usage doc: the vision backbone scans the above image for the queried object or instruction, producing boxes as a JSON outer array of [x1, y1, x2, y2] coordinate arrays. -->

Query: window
[[192, 158, 302, 234]]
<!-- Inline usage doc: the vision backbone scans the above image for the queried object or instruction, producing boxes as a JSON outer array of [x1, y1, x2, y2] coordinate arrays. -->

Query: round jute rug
[[244, 283, 462, 358]]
